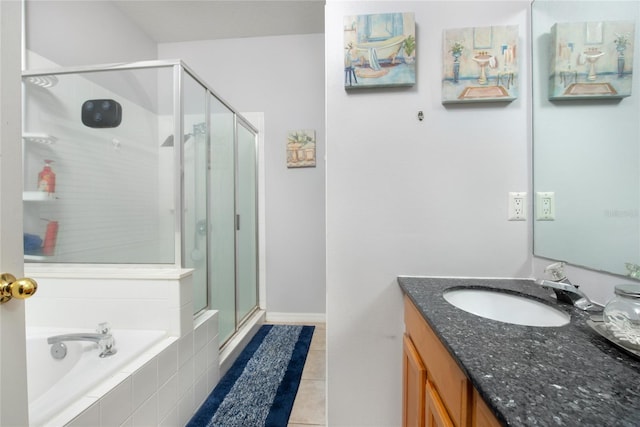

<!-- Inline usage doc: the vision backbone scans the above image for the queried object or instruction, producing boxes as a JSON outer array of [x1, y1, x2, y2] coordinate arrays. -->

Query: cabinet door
[[472, 389, 502, 427], [426, 380, 455, 427], [405, 296, 471, 426], [403, 334, 426, 427]]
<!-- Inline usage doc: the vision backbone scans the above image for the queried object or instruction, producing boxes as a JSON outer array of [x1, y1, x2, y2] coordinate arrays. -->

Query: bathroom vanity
[[403, 291, 500, 427], [399, 276, 640, 426]]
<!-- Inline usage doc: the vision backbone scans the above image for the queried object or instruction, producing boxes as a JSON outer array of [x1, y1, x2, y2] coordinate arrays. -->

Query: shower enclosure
[[22, 60, 258, 345]]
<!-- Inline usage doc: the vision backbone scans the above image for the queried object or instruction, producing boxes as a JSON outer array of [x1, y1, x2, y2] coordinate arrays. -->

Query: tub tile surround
[[398, 276, 640, 426], [23, 268, 222, 426], [59, 311, 219, 427], [25, 268, 194, 337]]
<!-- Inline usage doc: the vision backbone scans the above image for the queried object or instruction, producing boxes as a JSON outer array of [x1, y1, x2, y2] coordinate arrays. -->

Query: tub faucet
[[47, 323, 116, 358], [537, 262, 597, 311]]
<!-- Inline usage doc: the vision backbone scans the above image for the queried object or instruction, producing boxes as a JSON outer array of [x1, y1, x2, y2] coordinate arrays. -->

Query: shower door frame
[[179, 63, 260, 330], [233, 114, 260, 330]]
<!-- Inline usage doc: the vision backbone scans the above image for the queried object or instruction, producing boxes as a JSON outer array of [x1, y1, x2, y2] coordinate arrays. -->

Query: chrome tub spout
[[47, 330, 117, 359], [47, 333, 110, 345]]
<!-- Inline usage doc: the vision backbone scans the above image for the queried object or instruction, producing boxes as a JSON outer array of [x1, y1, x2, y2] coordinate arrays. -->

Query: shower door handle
[[236, 214, 240, 231], [0, 273, 37, 304]]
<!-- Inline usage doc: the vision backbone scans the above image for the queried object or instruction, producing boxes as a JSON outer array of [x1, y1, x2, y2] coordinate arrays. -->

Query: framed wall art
[[287, 130, 316, 168], [549, 20, 635, 100], [344, 12, 416, 89], [442, 25, 519, 103]]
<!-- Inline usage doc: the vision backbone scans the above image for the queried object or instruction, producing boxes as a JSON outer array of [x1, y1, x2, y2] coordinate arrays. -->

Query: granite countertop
[[398, 276, 640, 427]]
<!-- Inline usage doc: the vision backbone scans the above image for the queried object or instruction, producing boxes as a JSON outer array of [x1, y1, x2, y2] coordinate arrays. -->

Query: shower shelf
[[24, 75, 59, 89], [22, 133, 57, 145], [23, 192, 56, 202], [24, 254, 49, 261]]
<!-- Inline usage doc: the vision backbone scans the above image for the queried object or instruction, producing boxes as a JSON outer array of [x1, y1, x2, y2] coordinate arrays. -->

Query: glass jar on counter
[[603, 284, 640, 350]]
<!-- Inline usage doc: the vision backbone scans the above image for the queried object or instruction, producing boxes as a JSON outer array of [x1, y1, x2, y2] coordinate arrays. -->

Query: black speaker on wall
[[81, 99, 122, 128]]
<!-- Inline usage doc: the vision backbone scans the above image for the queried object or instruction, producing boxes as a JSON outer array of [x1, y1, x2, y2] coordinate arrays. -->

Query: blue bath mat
[[187, 324, 315, 427]]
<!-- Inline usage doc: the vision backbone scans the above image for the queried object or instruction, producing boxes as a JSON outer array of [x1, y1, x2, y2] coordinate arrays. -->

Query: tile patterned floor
[[286, 323, 326, 427]]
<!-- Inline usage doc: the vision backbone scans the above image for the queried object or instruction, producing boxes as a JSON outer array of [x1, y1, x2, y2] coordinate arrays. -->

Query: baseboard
[[265, 312, 326, 324]]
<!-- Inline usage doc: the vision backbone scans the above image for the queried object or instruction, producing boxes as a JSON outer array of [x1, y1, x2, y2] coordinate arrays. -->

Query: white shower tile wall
[[24, 268, 194, 336], [62, 311, 219, 427]]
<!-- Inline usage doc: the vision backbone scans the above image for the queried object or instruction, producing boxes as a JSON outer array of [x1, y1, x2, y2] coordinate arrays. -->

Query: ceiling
[[112, 0, 325, 43]]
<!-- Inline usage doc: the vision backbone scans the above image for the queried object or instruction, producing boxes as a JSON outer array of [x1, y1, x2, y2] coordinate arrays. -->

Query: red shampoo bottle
[[38, 159, 56, 193], [42, 221, 58, 256]]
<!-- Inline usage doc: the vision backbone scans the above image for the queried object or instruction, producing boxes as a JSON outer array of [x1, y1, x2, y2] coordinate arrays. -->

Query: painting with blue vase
[[548, 20, 635, 100], [442, 25, 519, 103], [344, 12, 416, 89]]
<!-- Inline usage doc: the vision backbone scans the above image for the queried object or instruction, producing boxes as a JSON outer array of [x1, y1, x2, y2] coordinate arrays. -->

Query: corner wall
[[325, 2, 531, 425], [25, 0, 157, 69]]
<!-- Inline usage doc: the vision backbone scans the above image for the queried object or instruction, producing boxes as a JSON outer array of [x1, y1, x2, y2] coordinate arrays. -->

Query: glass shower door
[[209, 96, 236, 344], [208, 95, 258, 345], [183, 73, 208, 313], [236, 119, 258, 323]]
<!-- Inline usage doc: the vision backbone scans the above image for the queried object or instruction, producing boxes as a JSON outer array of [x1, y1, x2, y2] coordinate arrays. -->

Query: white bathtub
[[355, 34, 406, 65], [26, 327, 166, 426]]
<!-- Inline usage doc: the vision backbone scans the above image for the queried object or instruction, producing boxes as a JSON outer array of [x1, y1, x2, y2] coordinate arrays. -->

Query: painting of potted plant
[[614, 32, 631, 77], [449, 41, 464, 83], [404, 35, 416, 63], [287, 130, 316, 168]]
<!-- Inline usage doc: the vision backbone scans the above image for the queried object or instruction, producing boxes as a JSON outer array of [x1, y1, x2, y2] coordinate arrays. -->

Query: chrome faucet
[[47, 332, 112, 345], [47, 322, 117, 358], [538, 262, 597, 311], [537, 279, 596, 311]]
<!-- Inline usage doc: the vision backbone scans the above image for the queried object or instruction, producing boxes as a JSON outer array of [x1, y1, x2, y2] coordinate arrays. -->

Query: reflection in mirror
[[532, 1, 640, 279]]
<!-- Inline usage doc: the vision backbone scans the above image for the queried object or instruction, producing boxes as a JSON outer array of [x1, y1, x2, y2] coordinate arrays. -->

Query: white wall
[[25, 0, 157, 69], [25, 1, 160, 113], [159, 34, 327, 318], [325, 2, 531, 425]]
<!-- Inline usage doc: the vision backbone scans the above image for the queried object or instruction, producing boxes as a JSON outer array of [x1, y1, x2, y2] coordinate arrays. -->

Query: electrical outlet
[[508, 192, 527, 221], [536, 192, 555, 220]]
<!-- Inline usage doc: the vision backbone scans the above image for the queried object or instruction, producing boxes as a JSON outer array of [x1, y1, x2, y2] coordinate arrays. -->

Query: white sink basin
[[443, 287, 570, 327]]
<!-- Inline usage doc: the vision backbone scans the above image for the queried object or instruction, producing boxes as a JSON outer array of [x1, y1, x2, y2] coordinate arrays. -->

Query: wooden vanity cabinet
[[403, 334, 426, 427], [426, 379, 455, 427], [472, 389, 502, 427], [402, 295, 502, 427]]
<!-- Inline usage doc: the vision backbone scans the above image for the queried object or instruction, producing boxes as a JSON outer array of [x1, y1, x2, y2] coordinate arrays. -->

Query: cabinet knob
[[0, 273, 37, 304]]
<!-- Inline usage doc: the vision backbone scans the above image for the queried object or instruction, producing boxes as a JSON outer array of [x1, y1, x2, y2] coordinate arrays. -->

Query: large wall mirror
[[532, 0, 640, 279]]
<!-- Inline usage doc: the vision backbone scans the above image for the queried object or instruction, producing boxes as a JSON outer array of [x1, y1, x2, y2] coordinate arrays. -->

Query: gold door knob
[[0, 273, 37, 304]]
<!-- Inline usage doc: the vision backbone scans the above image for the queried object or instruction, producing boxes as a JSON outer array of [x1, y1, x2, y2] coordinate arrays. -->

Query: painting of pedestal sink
[[549, 21, 635, 100], [442, 25, 519, 103], [343, 12, 416, 89]]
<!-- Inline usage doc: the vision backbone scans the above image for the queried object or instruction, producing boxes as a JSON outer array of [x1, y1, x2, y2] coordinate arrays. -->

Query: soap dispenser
[[37, 159, 56, 193]]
